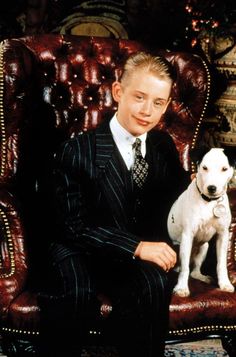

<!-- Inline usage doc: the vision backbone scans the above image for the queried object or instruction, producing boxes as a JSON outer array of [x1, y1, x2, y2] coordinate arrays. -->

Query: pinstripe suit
[[41, 119, 188, 356]]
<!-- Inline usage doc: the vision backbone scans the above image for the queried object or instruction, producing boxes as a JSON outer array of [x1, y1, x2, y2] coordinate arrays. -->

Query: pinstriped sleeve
[[53, 136, 139, 259]]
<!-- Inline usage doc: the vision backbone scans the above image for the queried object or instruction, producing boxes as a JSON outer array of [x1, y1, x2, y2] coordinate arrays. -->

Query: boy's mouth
[[136, 118, 150, 126]]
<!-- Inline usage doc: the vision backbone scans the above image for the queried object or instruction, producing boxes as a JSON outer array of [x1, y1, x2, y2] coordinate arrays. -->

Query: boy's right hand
[[134, 241, 177, 272]]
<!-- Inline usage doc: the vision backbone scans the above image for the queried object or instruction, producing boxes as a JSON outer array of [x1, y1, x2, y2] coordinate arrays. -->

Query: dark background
[[1, 0, 236, 54]]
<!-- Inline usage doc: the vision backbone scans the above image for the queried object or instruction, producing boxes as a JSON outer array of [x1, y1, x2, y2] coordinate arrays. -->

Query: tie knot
[[133, 138, 142, 151]]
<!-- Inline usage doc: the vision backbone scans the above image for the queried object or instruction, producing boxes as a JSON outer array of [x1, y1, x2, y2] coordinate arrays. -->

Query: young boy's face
[[112, 68, 171, 136]]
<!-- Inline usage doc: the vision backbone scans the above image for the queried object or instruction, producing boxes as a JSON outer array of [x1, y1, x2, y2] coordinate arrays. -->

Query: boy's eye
[[135, 95, 143, 100], [154, 100, 167, 108]]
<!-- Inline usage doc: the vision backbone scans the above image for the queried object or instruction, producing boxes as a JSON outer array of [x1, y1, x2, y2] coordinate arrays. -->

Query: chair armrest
[[228, 187, 236, 284], [0, 189, 28, 319]]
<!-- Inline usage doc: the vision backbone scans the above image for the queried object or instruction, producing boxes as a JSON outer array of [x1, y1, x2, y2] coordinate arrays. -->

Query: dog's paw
[[219, 283, 235, 293], [173, 286, 190, 297]]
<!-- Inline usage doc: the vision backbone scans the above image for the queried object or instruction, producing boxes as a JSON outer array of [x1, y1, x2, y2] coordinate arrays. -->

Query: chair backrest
[[0, 34, 210, 179], [0, 34, 210, 305]]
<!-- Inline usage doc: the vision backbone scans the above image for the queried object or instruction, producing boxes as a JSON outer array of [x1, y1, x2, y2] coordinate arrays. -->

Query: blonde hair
[[120, 51, 175, 85]]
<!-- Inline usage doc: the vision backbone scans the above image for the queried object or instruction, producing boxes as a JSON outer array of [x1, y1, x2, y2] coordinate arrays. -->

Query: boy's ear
[[112, 81, 122, 102], [190, 145, 211, 165]]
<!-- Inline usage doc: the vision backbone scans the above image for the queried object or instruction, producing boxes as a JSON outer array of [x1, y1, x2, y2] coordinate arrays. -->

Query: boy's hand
[[134, 241, 177, 272]]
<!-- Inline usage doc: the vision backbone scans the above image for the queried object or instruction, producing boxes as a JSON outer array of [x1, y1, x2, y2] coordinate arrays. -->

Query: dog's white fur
[[167, 148, 235, 297]]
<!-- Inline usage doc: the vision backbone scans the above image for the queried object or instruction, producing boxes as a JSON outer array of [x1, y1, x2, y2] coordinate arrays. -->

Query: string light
[[184, 0, 222, 48]]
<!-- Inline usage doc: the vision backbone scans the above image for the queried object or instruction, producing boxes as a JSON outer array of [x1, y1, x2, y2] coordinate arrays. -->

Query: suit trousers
[[38, 251, 172, 357]]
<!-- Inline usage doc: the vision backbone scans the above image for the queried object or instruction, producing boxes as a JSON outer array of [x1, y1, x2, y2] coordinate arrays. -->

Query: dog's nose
[[207, 185, 217, 194]]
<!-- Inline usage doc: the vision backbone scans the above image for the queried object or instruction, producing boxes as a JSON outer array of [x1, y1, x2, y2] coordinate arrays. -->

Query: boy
[[41, 52, 188, 357]]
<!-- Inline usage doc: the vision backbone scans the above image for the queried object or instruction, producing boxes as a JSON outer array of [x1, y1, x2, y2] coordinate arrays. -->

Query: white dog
[[167, 147, 235, 297]]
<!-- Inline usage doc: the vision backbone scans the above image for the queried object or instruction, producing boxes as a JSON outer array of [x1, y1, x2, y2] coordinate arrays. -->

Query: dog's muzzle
[[196, 182, 221, 202]]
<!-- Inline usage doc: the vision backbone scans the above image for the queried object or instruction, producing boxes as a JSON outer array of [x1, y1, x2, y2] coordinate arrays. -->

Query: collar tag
[[213, 203, 227, 218]]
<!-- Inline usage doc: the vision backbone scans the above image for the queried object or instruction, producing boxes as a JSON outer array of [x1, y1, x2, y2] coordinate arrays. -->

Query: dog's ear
[[190, 145, 211, 165], [223, 147, 236, 167]]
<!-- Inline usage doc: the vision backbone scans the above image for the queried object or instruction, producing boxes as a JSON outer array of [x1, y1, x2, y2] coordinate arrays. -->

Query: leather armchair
[[0, 34, 235, 356]]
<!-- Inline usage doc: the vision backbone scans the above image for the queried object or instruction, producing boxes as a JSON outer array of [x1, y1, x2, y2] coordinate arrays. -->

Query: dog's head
[[190, 146, 235, 199]]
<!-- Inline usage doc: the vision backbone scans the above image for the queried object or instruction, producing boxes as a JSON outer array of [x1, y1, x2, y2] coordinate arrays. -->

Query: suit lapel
[[95, 121, 129, 229]]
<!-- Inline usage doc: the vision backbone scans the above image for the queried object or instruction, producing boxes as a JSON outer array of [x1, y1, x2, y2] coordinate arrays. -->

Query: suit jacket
[[51, 119, 189, 263]]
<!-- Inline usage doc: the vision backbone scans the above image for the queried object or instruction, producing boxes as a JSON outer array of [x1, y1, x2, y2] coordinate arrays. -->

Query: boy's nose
[[141, 101, 152, 115]]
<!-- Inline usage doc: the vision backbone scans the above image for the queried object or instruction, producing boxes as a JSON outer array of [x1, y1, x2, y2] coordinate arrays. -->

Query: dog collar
[[195, 182, 221, 202]]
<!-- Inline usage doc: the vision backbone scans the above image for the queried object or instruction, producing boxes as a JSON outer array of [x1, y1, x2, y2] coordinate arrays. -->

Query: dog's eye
[[222, 167, 228, 172], [202, 166, 208, 171]]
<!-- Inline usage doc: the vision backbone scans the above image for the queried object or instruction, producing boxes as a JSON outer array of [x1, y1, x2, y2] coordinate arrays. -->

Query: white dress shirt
[[109, 114, 147, 170]]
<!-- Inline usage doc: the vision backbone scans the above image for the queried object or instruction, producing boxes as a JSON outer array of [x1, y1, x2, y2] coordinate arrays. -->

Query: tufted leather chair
[[0, 34, 236, 356]]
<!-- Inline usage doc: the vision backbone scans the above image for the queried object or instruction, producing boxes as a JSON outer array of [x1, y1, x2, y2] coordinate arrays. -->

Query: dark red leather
[[7, 292, 40, 332], [170, 275, 236, 333], [0, 190, 28, 317], [0, 34, 235, 340]]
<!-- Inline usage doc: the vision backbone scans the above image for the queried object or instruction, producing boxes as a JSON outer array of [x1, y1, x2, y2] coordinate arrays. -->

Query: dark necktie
[[132, 138, 149, 188]]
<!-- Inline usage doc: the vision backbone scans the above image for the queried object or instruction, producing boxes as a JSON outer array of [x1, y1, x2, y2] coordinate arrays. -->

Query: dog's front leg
[[190, 242, 213, 284], [216, 230, 234, 292], [174, 231, 193, 297]]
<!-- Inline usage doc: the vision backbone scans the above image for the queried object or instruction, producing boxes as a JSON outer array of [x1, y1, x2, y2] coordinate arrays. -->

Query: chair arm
[[0, 189, 28, 319], [228, 187, 236, 284]]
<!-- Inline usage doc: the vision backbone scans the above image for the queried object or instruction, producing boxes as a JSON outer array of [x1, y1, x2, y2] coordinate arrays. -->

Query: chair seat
[[3, 292, 40, 335], [169, 277, 236, 336], [3, 277, 236, 339]]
